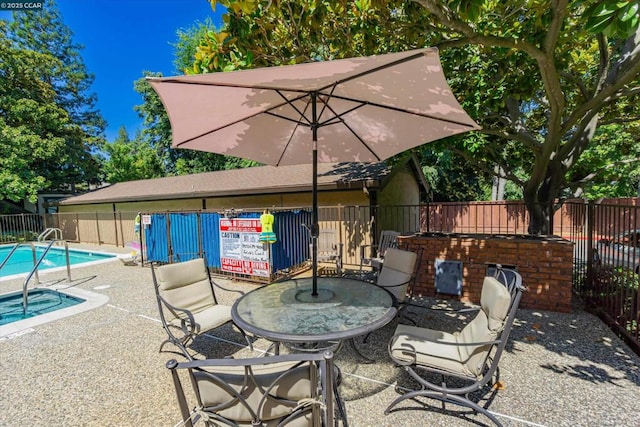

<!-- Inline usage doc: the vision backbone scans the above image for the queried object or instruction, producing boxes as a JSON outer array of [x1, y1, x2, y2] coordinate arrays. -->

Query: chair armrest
[[378, 278, 411, 290], [389, 333, 501, 367], [210, 278, 245, 296], [360, 244, 379, 259], [396, 331, 501, 348], [412, 305, 480, 314], [158, 296, 198, 334]]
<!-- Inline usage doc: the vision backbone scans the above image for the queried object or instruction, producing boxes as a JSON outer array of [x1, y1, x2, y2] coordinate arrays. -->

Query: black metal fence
[[1, 199, 638, 353]]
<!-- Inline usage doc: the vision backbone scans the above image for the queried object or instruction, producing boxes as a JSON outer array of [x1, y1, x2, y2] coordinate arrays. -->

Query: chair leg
[[397, 311, 417, 326], [333, 366, 349, 427], [385, 389, 504, 427], [160, 338, 194, 361], [346, 338, 375, 364], [238, 328, 254, 351]]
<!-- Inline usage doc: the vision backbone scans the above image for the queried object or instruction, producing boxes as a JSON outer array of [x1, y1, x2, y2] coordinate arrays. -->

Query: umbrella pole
[[311, 93, 319, 296]]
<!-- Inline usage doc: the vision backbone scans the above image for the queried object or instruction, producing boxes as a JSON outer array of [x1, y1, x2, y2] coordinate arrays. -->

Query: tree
[[101, 126, 164, 183], [0, 23, 72, 203], [5, 0, 106, 191], [134, 20, 260, 176], [204, 0, 640, 234]]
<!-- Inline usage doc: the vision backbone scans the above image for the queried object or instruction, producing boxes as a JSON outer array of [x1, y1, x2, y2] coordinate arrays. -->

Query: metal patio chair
[[359, 230, 401, 274], [376, 247, 422, 321], [385, 268, 526, 426], [167, 350, 345, 426], [315, 229, 343, 276], [361, 248, 420, 344], [151, 257, 252, 360]]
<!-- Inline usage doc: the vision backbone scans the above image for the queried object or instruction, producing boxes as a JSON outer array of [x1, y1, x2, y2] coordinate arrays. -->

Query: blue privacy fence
[[144, 210, 312, 282]]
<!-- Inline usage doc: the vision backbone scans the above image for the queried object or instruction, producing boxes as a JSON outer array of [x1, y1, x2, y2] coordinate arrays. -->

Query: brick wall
[[399, 233, 575, 312]]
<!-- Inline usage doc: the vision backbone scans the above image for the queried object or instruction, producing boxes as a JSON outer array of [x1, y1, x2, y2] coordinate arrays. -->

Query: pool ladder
[[0, 240, 72, 314], [37, 228, 63, 242]]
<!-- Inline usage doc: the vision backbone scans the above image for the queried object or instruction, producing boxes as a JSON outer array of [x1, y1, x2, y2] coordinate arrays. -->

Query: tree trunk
[[491, 164, 506, 201], [525, 160, 566, 235]]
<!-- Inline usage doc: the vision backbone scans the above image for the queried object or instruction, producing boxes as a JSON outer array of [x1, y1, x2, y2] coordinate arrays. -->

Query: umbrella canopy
[[148, 48, 480, 296]]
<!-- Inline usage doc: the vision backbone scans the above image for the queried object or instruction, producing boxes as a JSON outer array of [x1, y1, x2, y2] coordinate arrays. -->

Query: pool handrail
[[0, 242, 41, 284], [22, 240, 71, 314], [37, 228, 63, 242]]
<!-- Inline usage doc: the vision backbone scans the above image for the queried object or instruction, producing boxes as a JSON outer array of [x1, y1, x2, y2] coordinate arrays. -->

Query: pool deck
[[1, 243, 639, 426]]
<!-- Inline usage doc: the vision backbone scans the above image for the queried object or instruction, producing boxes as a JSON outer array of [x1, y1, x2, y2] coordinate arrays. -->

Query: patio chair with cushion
[[359, 230, 401, 274], [315, 229, 343, 276], [385, 268, 526, 427], [151, 257, 252, 360], [361, 248, 420, 344], [167, 350, 345, 426], [376, 247, 421, 321]]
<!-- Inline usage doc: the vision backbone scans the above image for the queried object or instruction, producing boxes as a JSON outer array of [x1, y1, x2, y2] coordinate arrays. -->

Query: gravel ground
[[1, 243, 639, 426]]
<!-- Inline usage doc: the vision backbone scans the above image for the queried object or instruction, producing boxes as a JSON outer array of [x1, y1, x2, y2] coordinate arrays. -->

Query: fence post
[[197, 211, 203, 259], [166, 211, 173, 262], [95, 212, 101, 245], [425, 201, 430, 233], [113, 205, 119, 247], [586, 200, 595, 290]]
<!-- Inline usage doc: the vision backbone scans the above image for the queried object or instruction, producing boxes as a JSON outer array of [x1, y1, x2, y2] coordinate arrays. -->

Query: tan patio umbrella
[[147, 48, 480, 297]]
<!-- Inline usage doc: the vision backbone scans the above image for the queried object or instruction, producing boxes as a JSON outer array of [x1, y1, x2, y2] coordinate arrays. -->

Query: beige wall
[[379, 169, 420, 206], [59, 190, 369, 214], [204, 190, 369, 210], [55, 173, 422, 255], [377, 169, 421, 233]]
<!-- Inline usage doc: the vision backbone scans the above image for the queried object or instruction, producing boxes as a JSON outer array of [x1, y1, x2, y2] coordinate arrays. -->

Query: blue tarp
[[144, 210, 311, 276], [144, 213, 169, 263], [271, 210, 312, 272], [169, 213, 199, 261]]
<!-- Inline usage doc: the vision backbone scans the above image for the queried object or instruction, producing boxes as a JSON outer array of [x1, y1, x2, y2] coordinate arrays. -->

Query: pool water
[[0, 245, 116, 277], [0, 289, 85, 326]]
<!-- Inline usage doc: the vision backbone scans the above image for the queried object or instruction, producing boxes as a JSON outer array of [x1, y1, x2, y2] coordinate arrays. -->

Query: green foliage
[[420, 149, 490, 201], [173, 18, 219, 74], [201, 0, 640, 233], [571, 123, 640, 199], [0, 25, 70, 203], [1, 1, 106, 200], [101, 127, 164, 183], [583, 0, 639, 38]]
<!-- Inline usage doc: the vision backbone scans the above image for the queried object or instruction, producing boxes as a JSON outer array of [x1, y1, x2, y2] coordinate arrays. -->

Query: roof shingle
[[60, 162, 391, 205]]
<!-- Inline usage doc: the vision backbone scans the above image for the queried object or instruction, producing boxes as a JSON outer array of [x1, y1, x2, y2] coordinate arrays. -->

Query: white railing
[[37, 228, 63, 242]]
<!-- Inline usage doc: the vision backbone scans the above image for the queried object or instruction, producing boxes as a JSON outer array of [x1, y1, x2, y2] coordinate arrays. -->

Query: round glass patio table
[[232, 277, 398, 344]]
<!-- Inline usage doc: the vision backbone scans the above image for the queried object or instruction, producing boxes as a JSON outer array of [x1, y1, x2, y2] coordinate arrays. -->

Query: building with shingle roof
[[58, 158, 428, 213]]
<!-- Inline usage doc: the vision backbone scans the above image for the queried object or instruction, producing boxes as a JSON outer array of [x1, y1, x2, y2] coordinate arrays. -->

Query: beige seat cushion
[[156, 259, 220, 324], [390, 276, 512, 378], [457, 276, 511, 375], [194, 361, 317, 425], [169, 304, 232, 333], [377, 248, 417, 302], [390, 323, 466, 376]]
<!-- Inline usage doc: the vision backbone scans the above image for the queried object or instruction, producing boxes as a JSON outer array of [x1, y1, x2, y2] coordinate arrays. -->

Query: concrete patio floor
[[1, 243, 639, 426]]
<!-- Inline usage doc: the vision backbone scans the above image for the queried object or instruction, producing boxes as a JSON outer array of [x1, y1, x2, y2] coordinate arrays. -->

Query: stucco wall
[[59, 190, 370, 214], [204, 190, 369, 210], [377, 169, 421, 233]]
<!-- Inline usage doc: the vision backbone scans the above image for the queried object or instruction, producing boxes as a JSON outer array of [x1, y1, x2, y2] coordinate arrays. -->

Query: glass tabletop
[[232, 277, 398, 343]]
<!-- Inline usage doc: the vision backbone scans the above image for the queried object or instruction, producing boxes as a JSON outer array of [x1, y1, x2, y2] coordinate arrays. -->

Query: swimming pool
[[0, 288, 84, 326], [0, 285, 109, 338], [0, 244, 117, 280]]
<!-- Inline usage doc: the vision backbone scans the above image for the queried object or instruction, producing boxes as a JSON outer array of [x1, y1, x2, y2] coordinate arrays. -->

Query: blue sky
[[3, 1, 224, 141]]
